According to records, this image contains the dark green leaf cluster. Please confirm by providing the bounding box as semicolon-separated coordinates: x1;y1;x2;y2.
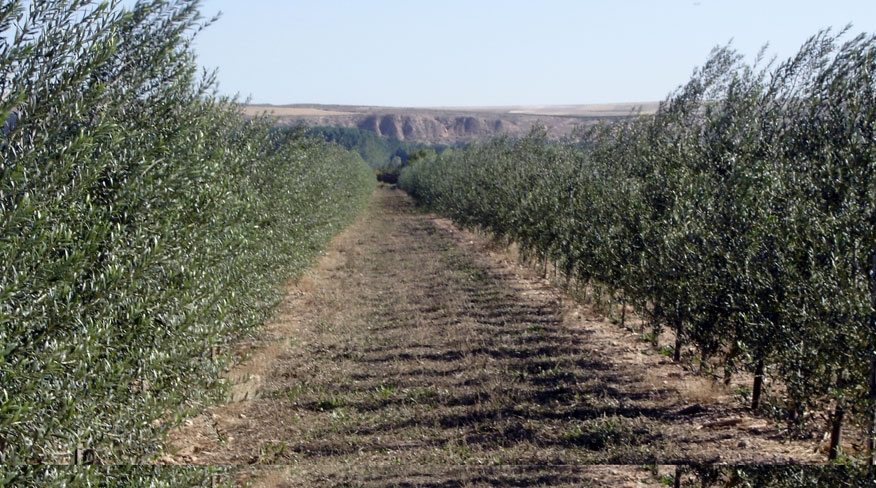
307;125;427;170
0;0;375;465
400;28;876;459
683;464;876;487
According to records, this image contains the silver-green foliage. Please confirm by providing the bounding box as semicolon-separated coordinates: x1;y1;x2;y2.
0;0;375;465
400;27;876;449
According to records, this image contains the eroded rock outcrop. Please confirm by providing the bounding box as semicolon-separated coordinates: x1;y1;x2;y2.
250;103;655;144
353;113;519;143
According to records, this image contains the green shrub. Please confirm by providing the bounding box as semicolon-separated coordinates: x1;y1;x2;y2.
0;0;374;465
400;28;876;464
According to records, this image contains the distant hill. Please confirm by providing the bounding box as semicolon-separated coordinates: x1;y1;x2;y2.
243;103;659;144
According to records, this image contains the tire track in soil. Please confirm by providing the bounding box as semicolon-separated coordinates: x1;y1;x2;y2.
167;187;823;486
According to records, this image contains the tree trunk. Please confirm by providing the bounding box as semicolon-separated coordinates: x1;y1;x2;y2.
673;320;683;362
672;296;684;362
651;302;663;347
869;352;876;465
787;401;800;427
751;358;765;410
869;250;876;464
829;404;845;461
828;366;851;462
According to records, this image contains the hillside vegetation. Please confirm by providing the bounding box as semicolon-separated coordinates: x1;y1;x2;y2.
401;28;876;465
306;125;439;183
0;0;374;478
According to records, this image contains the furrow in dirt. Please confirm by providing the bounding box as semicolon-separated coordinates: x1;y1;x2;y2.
166;187;823;486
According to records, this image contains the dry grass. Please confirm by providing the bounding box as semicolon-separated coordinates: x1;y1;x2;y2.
166;187;825;486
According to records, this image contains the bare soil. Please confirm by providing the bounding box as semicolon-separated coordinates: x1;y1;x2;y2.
165;187;824;486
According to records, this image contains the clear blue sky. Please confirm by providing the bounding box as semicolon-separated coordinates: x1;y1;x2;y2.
190;0;876;107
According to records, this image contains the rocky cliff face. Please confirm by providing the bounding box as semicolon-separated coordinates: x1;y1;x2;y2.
247;104;657;145
355;113;521;143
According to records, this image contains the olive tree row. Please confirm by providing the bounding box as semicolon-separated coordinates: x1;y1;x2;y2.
0;0;375;466
400;28;876;461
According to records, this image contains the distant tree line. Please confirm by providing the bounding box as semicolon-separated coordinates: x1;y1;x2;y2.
308;126;452;183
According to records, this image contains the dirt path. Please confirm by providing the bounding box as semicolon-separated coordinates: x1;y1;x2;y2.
167;188;823;486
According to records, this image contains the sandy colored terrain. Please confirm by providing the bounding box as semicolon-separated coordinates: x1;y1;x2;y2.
244;102;659;119
430;102;660;116
240;103;660;144
243;105;359;117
